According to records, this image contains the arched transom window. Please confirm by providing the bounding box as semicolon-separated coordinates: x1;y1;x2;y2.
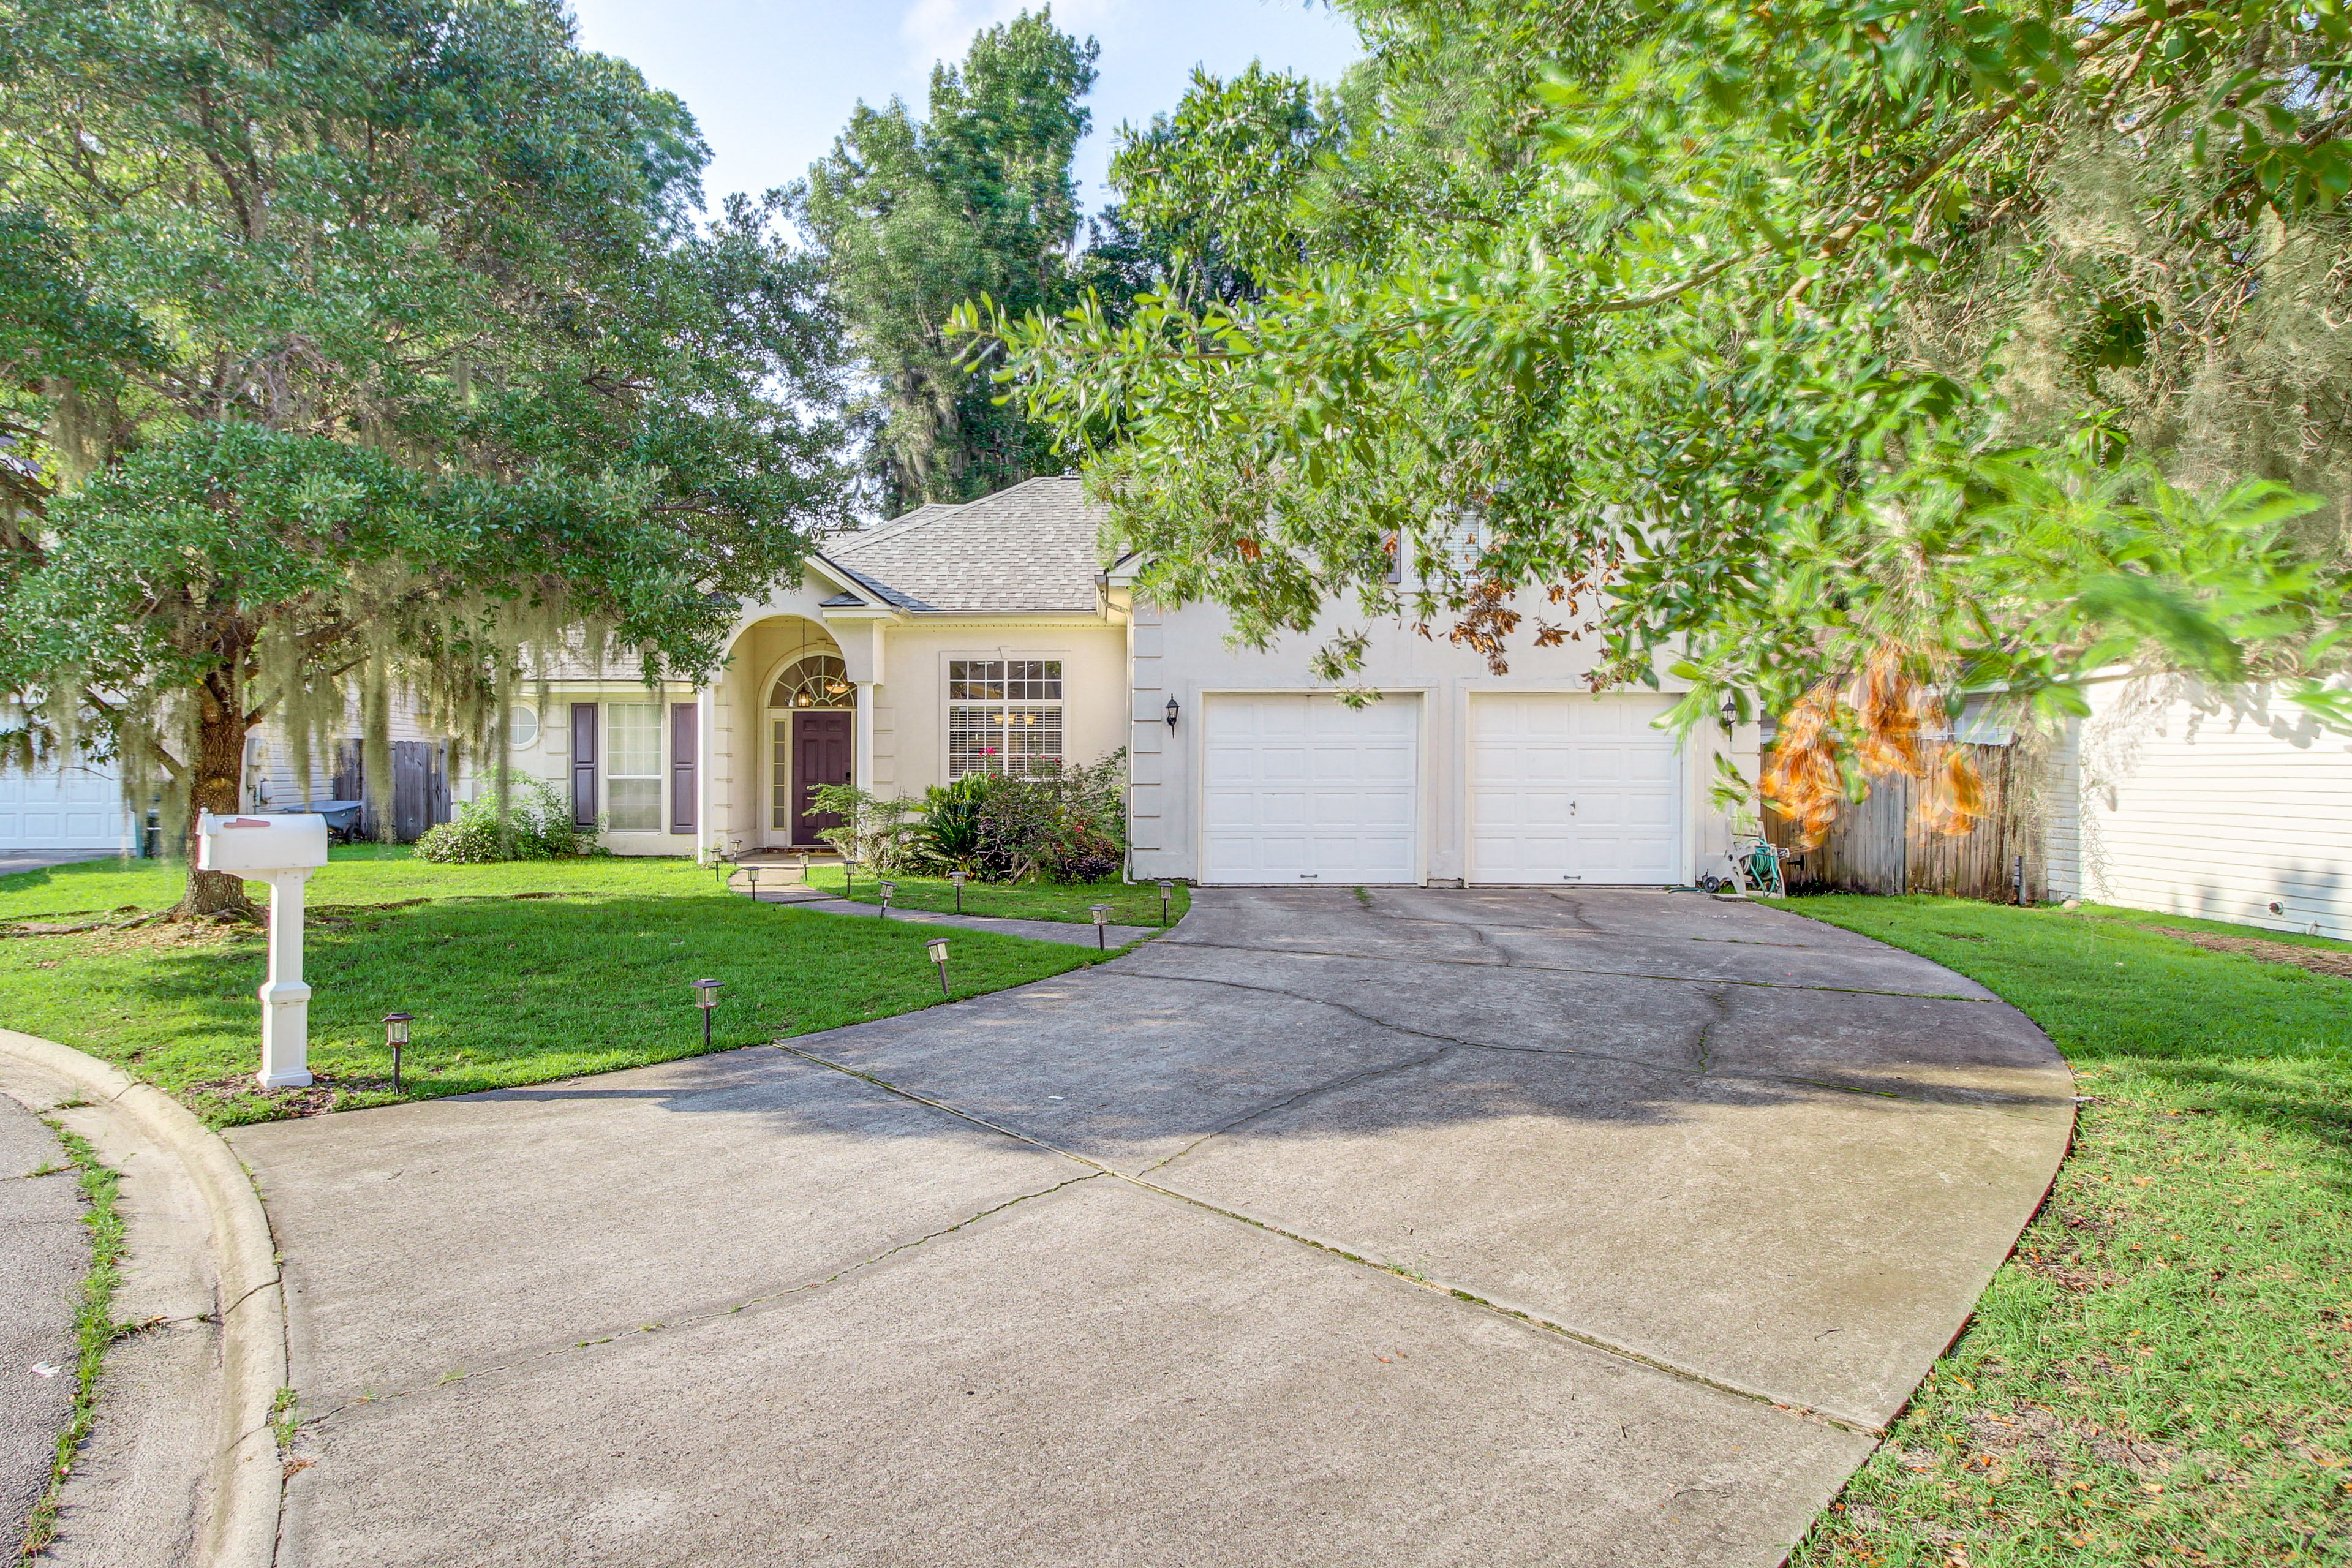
770;655;851;709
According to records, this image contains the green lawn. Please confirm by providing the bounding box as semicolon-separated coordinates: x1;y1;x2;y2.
797;865;1189;928
0;843;721;923
1787;895;2352;1567
0;850;1101;1128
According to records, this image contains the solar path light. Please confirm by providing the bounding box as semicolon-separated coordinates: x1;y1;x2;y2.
383;1012;413;1092
877;880;896;918
1157;879;1174;927
1090;902;1112;950
693;978;722;1049
927;937;951;997
745;863;763;903
949;869;967;913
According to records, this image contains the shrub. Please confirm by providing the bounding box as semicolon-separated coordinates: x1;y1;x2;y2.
413;778;601;862
913;774;991;875
816;753;1129;884
946;750;1128;884
807;785;915;871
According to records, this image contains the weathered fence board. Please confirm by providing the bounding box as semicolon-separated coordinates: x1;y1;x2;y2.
1766;742;2041;902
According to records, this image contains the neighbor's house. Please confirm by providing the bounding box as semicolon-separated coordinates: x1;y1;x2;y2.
496;477;1761;887
2043;674;2352;940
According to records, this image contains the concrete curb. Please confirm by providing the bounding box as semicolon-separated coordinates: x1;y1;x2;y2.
0;1030;282;1568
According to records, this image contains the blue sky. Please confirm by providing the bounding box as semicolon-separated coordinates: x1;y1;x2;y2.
567;1;1365;216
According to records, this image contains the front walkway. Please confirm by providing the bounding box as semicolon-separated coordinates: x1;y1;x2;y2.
230;888;2072;1567
742;888;1156;948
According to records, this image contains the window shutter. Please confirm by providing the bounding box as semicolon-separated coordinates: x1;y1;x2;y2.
670;702;698;835
571;704;598;827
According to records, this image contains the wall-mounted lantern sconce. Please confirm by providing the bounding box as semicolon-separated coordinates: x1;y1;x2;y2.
1719;690;1740;729
1165;695;1180;733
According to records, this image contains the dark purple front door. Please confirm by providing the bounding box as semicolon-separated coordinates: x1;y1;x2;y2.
794;712;852;844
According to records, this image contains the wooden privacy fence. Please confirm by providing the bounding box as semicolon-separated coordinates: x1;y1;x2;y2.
1765;741;2042;902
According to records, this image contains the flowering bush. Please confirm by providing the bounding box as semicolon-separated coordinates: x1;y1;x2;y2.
413;778;602;862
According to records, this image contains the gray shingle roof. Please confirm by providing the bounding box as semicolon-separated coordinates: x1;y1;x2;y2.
819;477;1106;614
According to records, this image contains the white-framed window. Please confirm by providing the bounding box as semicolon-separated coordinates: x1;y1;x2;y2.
606;702;662;831
948;659;1063;778
505;704;540;750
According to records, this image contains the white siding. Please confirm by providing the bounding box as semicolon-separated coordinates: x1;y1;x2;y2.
2063;676;2352;938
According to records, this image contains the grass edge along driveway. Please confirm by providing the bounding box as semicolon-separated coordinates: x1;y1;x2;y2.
1786;896;2351;1568
0;851;1113;1128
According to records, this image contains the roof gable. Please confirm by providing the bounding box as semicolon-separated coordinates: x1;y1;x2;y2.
820;477;1106;615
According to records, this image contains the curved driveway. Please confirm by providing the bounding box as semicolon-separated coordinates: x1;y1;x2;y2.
233;888;2073;1567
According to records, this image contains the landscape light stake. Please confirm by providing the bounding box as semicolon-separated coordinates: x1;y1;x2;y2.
693;978;722;1048
928;937;951;997
745;864;762;903
1090;903;1112;950
877;880;895;918
949;869;967;913
798;851;811;886
383;1012;413;1092
1157;879;1174;927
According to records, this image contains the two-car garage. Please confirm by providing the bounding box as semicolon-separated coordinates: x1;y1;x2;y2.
1197;690;1684;886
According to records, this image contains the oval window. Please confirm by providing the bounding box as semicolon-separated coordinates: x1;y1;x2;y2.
506;704;540;749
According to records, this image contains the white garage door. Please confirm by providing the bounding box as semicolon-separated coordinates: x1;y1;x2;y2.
1202;694;1419;884
1469;694;1681;884
0;763;134;851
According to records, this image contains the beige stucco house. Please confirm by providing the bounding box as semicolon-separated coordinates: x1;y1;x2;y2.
489;475;1762;886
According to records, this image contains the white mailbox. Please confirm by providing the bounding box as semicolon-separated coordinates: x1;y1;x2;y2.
197;812;330;1089
197;813;330;872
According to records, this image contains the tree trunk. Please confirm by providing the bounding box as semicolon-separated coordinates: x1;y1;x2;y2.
177;682;258;919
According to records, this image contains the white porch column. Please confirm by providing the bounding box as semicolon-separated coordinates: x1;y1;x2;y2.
854;682;874;793
696;680;717;860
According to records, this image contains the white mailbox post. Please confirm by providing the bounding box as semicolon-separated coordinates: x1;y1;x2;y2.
197;813;331;1088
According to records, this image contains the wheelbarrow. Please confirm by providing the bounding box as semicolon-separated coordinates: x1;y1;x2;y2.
287;800;365;844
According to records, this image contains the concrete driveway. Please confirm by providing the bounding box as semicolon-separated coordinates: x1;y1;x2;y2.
0;1094;81;1553
231;888;2072;1567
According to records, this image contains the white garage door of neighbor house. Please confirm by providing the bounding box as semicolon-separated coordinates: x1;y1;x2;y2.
1202;694;1419;884
1469;693;1681;884
0;762;134;851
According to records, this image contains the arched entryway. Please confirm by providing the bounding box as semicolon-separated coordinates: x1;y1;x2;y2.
764;648;854;848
